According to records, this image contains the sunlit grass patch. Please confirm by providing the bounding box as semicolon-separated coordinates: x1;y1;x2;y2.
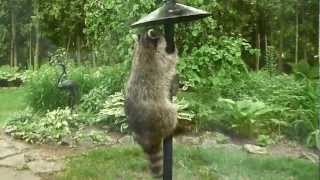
0;88;26;126
57;145;318;180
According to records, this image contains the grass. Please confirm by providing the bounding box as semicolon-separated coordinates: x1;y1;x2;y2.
0;88;26;126
56;145;318;180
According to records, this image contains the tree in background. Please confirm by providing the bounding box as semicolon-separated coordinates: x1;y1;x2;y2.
0;0;317;71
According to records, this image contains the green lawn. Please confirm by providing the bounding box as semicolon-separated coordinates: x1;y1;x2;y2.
56;145;318;180
0;88;26;126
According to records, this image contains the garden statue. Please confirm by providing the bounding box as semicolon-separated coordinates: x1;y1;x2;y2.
126;0;210;179
57;63;79;111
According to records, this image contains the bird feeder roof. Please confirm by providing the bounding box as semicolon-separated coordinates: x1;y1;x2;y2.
131;3;210;28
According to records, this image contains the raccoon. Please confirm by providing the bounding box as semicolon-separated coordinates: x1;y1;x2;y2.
125;29;178;178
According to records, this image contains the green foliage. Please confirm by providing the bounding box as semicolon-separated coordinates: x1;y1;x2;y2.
25;64;67;111
264;46;278;75
97;92;127;133
0;65;26;82
174;97;196;122
0;0;318;69
178;36;253;88
84;0;156;63
256;135;276;147
0;66;17;79
49;48;71;65
180;71;318;147
24;64;95;111
242;73;318;145
291;61;319;79
306;129;320;150
25;62;127;112
80;86;110;113
216;98;274;137
68;66;100;94
97;63;129;93
5;108;81;144
80;63;128;113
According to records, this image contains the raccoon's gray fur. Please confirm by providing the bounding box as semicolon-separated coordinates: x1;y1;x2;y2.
125;30;178;178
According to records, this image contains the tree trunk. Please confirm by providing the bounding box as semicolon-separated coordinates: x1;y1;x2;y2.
257;6;267;68
278;0;284;71
10;9;17;67
295;4;299;64
92;48;97;68
10;18;13;67
265;34;272;76
255;32;260;71
34;0;40;69
29;28;33;70
66;33;71;53
76;35;81;65
300;0;307;62
260;31;267;68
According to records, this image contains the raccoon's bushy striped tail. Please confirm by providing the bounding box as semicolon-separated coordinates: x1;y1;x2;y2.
146;144;163;178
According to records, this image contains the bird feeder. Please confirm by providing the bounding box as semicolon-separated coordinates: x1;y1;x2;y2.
131;0;210;179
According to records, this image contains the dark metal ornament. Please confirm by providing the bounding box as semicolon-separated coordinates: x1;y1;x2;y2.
131;0;210;28
57;64;79;112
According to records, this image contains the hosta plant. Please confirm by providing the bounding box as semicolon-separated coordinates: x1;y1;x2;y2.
216;98;275;137
6;108;81;144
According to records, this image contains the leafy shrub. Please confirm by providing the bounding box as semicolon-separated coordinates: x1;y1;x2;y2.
174;97;196;122
291;61;319;79
69;66;100;94
0;65;26;86
242;72;318;144
80;63;128;113
97;63;129;94
5;108;81;144
83;0;219;64
25;62;128;112
264;45;278;75
177;36;254;89
80;86;110;113
0;65;19;79
97;92;127;133
256;134;276;147
180;71;318;147
84;0;157;64
215;98;275;137
25;64;67;111
306;129;320;149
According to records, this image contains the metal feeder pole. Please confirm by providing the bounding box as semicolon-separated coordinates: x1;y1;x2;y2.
163;20;175;180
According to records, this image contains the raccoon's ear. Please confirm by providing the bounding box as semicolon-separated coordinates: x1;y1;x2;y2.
147;29;159;40
132;34;139;43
